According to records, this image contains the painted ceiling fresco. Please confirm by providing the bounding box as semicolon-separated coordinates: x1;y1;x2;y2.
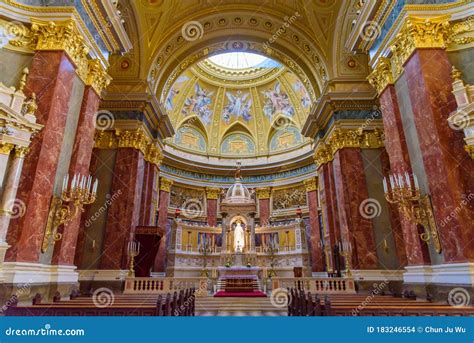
164;53;313;157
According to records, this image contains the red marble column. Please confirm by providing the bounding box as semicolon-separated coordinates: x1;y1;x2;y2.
6;51;77;262
379;85;430;266
52;86;100;266
139;162;158;226
207;199;218;226
404;49;474;263
306;186;324;272
99;148;145;270
319;163;340;247
154;178;172;273
332;148;378;269
256;188;271;225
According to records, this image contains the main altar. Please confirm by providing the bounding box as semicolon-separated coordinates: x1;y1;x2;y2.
166;164;311;295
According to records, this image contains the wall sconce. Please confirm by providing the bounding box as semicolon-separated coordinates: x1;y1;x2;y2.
42;173;98;253
383;172;442;253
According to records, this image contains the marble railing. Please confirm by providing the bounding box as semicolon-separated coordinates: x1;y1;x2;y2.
271;277;356;294
123;277;209;296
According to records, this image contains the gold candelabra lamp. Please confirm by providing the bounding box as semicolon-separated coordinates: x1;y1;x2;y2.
383;172;442;253
267;239;278;278
127;240;140;277
340;241;352;277
42;173;98;253
199;236;212;277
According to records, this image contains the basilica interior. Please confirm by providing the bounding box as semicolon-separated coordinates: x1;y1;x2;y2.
0;0;473;316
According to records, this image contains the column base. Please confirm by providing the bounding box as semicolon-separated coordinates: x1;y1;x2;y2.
0;262;79;304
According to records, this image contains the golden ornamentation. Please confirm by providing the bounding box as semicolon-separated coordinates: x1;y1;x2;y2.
272;186;306;210
94;129;163;167
14;146;29;158
314;128;384;166
367;57;393;95
86;59;112;95
384;179;442;253
303;177;318;192
42;177;97;253
18;68;29;92
160;177;173;192
206;187;221;200
30;19;90;82
0;143;14;155
448;15;474;47
22;93;38;117
390;16;450;79
256;187;271;199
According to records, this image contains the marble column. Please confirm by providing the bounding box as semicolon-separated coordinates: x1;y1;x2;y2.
304;177;324;272
0;147;28;267
6;51;77;263
256;187;271;225
52;86;100;266
0;144;14;189
205;187;219;227
332;148;378;269
379;85;430;266
100;148;145;270
154;177;173;273
404;49;474;262
139;162;158;226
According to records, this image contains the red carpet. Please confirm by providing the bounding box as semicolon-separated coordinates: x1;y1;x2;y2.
214;291;267;297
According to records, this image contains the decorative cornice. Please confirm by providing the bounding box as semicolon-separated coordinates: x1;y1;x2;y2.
160;177;173;192
390;15;450;79
205;187;221;200
303;177;318;192
314;128;384;166
367;57;393;95
94;129;163;167
256;187;271;199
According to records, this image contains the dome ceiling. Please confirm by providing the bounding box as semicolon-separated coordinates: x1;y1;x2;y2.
163;52;313;158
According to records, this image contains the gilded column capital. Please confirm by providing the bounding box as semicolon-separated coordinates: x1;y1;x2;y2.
303;177;318;192
367;57;394;95
144;145;163;167
0;143;14;155
30;19;90;81
390;15;450;78
206;187;221;200
256;187;271;199
159;177;173;192
116;129;149;153
86;59;112;96
14;146;29;158
314;128;385;166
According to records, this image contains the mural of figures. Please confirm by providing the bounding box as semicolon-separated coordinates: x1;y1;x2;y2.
165;75;189;111
222;90;252;123
182;83;214;125
262;81;295;120
293;79;311;109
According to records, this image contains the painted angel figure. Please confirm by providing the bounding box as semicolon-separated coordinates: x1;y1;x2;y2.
293;80;311;109
262;81;295;119
165;88;179;111
222;90;252;123
182;83;214;125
